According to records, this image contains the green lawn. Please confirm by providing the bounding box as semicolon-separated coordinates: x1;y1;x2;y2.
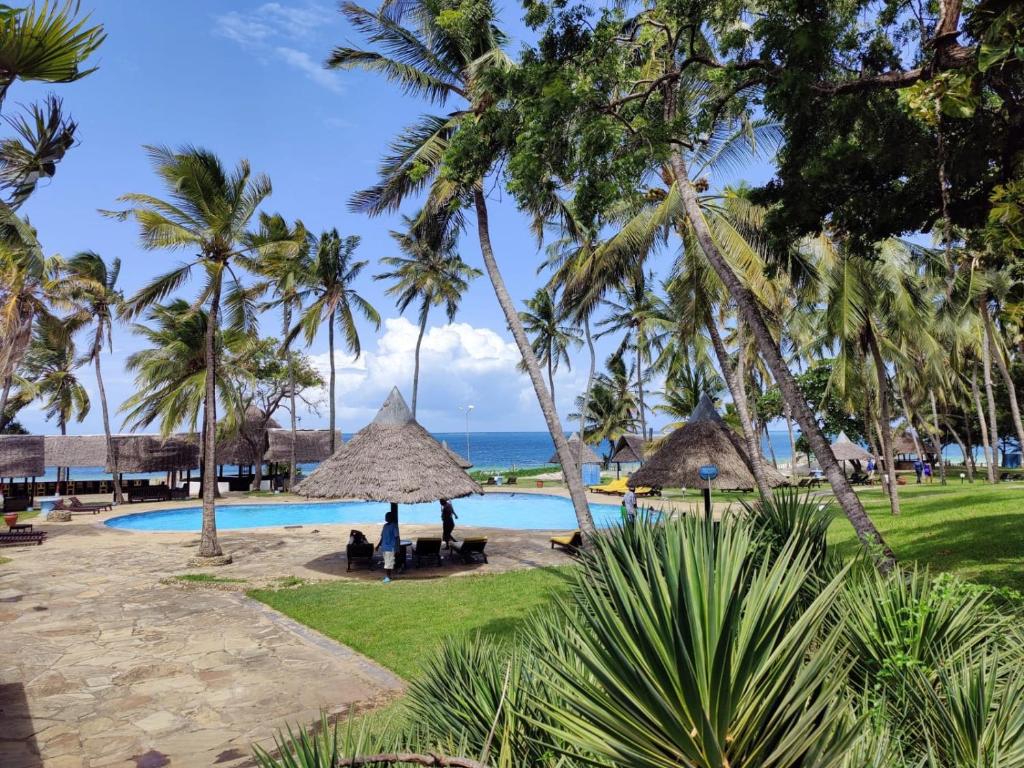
829;481;1024;592
249;566;572;679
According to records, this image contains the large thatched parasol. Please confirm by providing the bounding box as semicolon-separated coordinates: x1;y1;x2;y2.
441;440;472;469
830;432;871;462
295;387;482;503
630;393;788;491
547;433;601;465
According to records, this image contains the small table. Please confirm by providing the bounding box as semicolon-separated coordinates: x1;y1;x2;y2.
8;523;32;533
399;540;413;570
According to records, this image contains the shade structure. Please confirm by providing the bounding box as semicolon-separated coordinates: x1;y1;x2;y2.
106;435;199;473
0;435;44;477
215;406;282;465
548;433;601;465
441;441;472;469
891;432;937;457
265;429;341;463
630;394;788;491
609;434;649;464
43;435;110;468
295;387;482;503
830;432;871;462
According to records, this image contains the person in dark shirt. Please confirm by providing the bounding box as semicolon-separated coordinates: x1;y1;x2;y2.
440;498;457;545
378;507;400;583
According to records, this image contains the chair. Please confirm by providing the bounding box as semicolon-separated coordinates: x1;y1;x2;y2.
0;529;46;547
452;537;488;564
346;536;375;572
69;496;112;513
128;484;171;503
506;475;518;486
550;530;582;552
485;476;497;486
2;496;30;514
414;537;443;567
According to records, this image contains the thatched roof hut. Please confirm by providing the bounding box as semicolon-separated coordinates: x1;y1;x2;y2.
610;434;649;464
215;407;281;465
106;435;199;473
295;387;481;503
831;432;871;462
548;433;602;465
43;435;110;468
630;394;788;491
891;432;937;457
0;435;45;477
265;429;341;463
441;441;472;469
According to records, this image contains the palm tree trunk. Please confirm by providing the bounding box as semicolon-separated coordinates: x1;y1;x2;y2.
868;331;901;515
635;339;647;439
283;303;297;489
59;417;67;494
0;375;11;432
412;306;428;418
473;189;595;533
928;389;947;484
943;415;972;482
328;313;337;454
670;154;894;564
94;333;123;504
784;403;797;475
898;383;926;465
548;353;556;406
707;314;772;497
982;334;1001;471
983;305;1024;462
578;316;596;467
971;368;997;482
199;276;223;558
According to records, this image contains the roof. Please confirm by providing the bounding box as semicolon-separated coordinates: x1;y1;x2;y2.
630;394;788;491
441;441;472;469
106;434;200;473
547;433;602;465
891;432;937;456
216;407;282;465
265;429;341;463
830;432;871;462
0;435;45;477
295;387;482;503
610;434;649;464
43;435;110;468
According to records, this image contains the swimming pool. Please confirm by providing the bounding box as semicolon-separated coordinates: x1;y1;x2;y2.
104;493;623;532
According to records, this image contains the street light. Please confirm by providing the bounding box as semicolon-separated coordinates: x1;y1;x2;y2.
459;404;475;463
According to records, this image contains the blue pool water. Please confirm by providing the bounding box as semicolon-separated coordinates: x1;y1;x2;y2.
105;493;623;532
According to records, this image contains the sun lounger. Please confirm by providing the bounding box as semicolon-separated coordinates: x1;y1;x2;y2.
68;496;112;513
414;537;443;567
346;541;375;572
127;485;171;503
550;530;582;552
452;537;488;564
587;477;655;496
0;529;46;547
506;475;517;485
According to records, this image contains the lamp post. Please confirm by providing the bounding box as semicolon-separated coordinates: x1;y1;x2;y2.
459;404;475;463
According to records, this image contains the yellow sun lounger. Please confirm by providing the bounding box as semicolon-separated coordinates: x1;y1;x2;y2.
550;531;583;551
587;477;654;495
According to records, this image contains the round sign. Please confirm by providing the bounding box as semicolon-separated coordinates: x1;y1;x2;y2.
699;464;719;481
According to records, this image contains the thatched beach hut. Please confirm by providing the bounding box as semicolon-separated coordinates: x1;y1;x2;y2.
265;429;341;464
295;388;481;513
106;435;199;474
43;435;109;469
830;432;871;471
548;433;602;485
609;433;649;478
216;407;281;467
0;435;44;504
630;394;788;491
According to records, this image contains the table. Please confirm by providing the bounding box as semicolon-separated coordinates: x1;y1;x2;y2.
8;523;32;533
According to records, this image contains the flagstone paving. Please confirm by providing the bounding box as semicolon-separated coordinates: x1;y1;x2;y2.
0;493;601;767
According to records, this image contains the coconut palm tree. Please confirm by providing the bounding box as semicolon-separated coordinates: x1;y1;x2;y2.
375;212;481;417
61;251;125;502
569;351;638;451
108;145;287;560
328;0;598;532
292;230;380;453
519;287;581;404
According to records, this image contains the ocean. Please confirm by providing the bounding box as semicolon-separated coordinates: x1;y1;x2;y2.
34;430;805;481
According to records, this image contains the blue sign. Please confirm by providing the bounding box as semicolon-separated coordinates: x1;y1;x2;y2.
699;464;719;481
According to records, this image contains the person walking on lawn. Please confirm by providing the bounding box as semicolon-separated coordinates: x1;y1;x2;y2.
378;507;400;583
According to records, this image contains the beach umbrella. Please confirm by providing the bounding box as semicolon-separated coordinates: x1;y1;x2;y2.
294;387;481;518
630;393;788;491
441;440;472;469
547;433;602;466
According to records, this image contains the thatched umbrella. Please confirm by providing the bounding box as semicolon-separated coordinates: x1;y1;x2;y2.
830;432;871;478
630;393;788;491
547;433;602;466
295;388;481;519
441;440;472;469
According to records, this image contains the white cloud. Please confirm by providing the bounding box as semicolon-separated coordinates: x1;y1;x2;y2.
275;47;345;93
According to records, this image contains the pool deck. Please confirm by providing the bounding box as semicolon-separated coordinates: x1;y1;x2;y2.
0;487;703;767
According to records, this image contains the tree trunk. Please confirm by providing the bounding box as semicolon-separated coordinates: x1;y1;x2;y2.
971;368;997;483
982;333;1001;473
328;314;337;454
898;382;926;467
199;274;223;558
670;155;894;564
707;313;772;497
253;441;263;492
94;332;123;504
983;305;1024;463
578;316;596;468
784;404;798;475
473;189;594;533
928;389;947;484
635;337;647;439
412;306;428;418
59;417;67;494
548;350;556;406
0;375;12;432
944;415;972;482
868;331;901;515
283;303;297;489
764;423;779;468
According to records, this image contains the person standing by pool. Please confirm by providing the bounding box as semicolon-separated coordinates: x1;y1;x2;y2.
440;498;457;546
623;485;638;524
378;508;400;583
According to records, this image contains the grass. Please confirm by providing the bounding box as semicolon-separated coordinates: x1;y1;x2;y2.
0;556;9;565
173;573;247;584
249;566;572;679
469;465;560;482
828;481;1024;592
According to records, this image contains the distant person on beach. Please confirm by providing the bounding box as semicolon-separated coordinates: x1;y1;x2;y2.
378;508;400;584
440;498;457;544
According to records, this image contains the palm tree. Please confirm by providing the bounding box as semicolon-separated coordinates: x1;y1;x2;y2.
108;145;286;561
375;212;481;417
61;251;124;502
328;0;598;532
569;352;638;451
519;287;581;404
293;230;380;453
16;314;89;489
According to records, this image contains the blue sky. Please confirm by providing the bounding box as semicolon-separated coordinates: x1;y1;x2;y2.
14;1;775;436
